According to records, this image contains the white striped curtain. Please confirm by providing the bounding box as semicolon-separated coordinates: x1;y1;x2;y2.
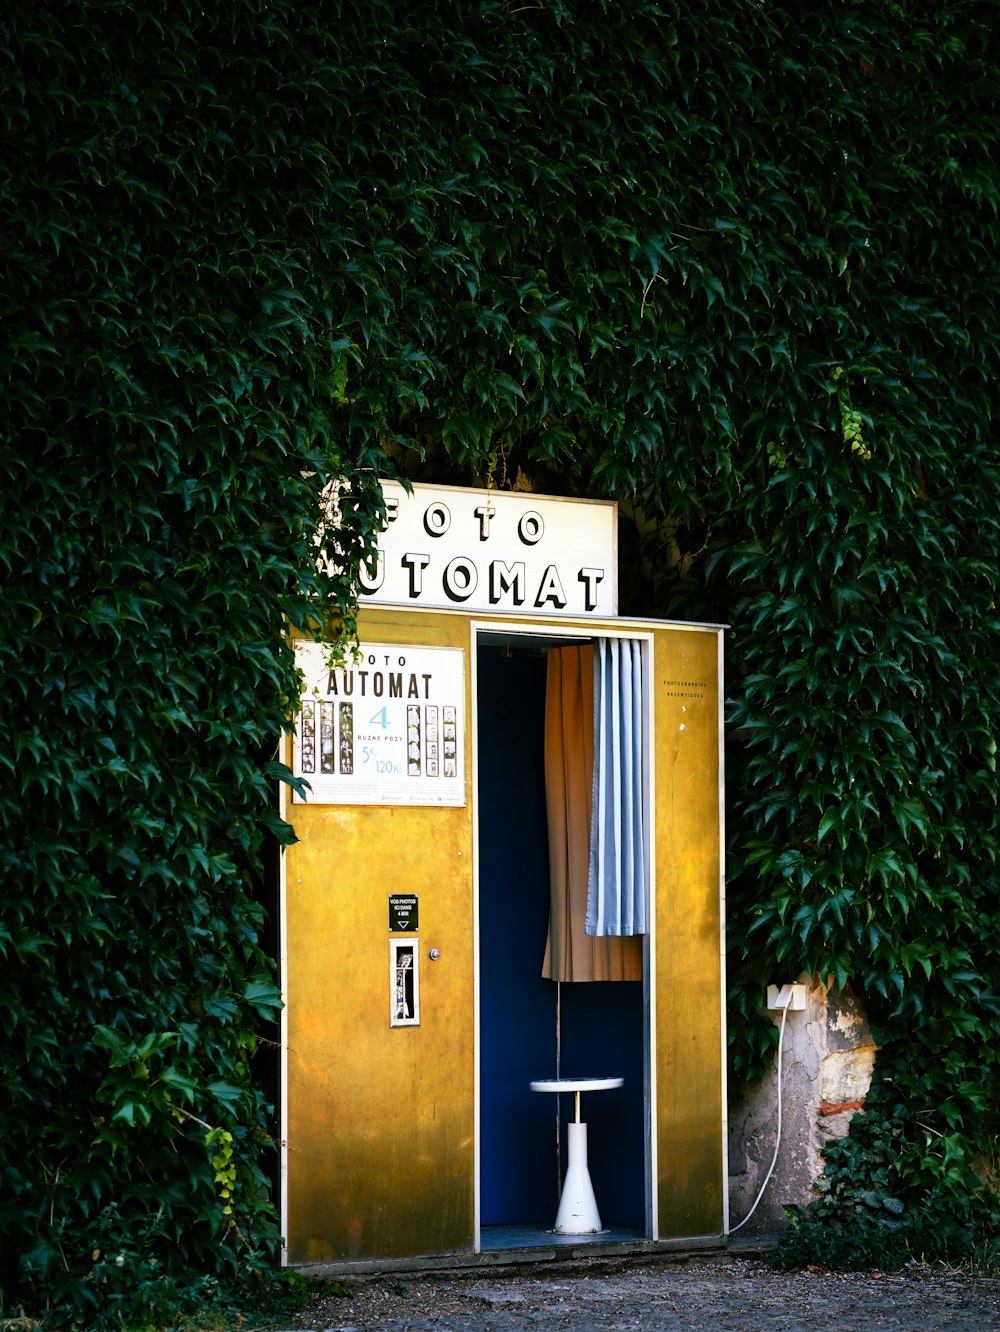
585;638;648;937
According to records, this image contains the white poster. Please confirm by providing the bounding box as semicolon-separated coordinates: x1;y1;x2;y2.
292;641;466;806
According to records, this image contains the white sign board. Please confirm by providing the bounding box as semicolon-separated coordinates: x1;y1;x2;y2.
357;481;617;617
292;641;466;806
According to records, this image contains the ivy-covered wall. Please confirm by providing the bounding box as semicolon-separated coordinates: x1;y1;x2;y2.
0;1;384;1321
2;0;997;1317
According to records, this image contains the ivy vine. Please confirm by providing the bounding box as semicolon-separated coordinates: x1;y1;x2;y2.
2;0;998;1316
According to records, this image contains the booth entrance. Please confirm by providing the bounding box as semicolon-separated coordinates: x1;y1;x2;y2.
475;628;649;1245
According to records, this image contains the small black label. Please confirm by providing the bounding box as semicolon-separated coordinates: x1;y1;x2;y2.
389;894;418;932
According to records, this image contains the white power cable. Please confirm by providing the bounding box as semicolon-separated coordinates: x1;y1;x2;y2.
730;1002;789;1233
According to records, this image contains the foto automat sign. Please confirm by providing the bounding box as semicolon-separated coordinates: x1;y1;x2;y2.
292;641;466;807
357;481;617;617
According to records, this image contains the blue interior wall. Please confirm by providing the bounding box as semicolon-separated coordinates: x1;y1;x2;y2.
477;645;645;1229
558;980;644;1227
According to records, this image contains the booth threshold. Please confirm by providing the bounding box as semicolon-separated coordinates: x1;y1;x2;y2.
291;1233;743;1281
481;1224;643;1251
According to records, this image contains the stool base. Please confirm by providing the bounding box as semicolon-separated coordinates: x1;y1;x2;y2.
553;1121;604;1234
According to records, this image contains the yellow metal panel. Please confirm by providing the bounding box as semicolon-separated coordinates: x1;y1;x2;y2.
652;625;724;1237
284;610;475;1262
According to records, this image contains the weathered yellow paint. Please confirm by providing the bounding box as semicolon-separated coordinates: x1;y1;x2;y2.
283;607;724;1262
650;625;724;1238
284;610;475;1263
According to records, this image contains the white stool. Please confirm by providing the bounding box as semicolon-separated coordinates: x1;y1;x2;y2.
529;1076;624;1234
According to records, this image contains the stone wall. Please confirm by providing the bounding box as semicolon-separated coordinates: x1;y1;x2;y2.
728;975;878;1236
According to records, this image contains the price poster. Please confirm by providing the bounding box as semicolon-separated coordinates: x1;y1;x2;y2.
292;641;466;807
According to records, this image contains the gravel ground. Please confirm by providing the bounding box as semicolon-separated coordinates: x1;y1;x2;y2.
280;1255;1000;1331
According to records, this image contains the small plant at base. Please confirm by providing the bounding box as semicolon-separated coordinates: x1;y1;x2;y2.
773;1080;1000;1272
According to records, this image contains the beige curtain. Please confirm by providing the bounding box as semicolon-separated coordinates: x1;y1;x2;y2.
541;646;643;982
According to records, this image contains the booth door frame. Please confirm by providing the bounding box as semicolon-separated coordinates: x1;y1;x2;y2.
471;619;658;1251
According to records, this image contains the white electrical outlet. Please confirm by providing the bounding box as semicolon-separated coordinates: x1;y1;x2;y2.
767;983;807;1011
